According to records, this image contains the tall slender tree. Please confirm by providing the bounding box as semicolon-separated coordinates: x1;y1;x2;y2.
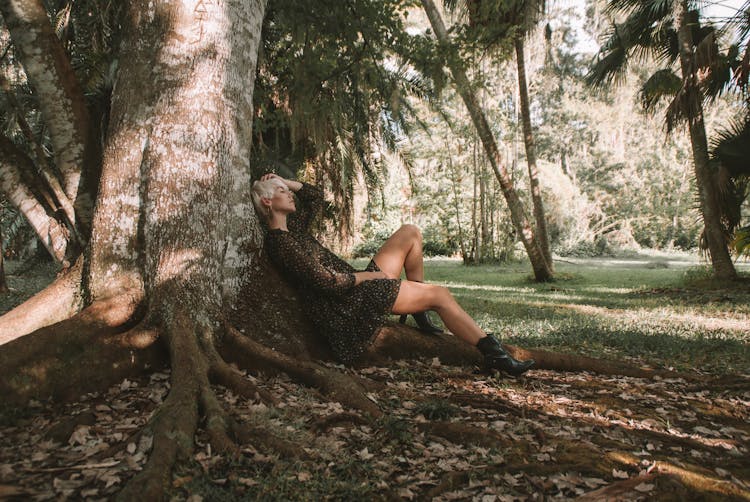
587;0;737;280
420;0;553;280
447;0;554;269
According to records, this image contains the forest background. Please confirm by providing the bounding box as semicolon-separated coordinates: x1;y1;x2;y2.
1;0;748;269
264;0;749;269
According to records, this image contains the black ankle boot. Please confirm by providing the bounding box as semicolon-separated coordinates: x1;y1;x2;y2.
399;312;443;334
476;334;534;376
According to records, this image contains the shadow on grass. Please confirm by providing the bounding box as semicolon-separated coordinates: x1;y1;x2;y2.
445;293;749;374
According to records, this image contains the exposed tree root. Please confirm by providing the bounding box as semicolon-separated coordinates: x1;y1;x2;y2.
230;423;307;459
448;392;538;419
504;344;696;380
366;324;481;366
222;326;382;417
117;307;339;499
425;470;472;499
207;351;277;405
369;323;697;380
0;257;83;345
0;294;161;405
576;473;659;501
310;412;369;432
200;384;240;457
607;451;750;499
109;321;160;349
117;310;203;502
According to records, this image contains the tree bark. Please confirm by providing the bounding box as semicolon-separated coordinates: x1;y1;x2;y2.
0;136;69;263
515;35;553;271
87;0;265;304
0;224;7;294
0;257;83;345
674;0;737;280
447;153;468;261
0;0;94;233
420;0;553;281
0;70;80;237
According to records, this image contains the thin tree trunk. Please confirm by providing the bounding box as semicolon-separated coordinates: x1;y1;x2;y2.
0;76;80;244
515;35;553;270
0;0;94;234
420;0;553;281
0;136;69;263
447;154;468;261
472;139;480;263
0;224;7;294
480;160;488;260
674;0;737;280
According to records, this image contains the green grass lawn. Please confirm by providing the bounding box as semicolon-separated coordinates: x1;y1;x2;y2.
354;256;750;375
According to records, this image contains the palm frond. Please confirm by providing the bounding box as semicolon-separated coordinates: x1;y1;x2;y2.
639;68;682;112
733;224;750;257
605;0;672;19
587;6;674;88
710;114;750;178
664;81;693;133
735;41;750;91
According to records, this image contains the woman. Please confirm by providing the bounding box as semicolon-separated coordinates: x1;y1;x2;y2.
251;173;534;376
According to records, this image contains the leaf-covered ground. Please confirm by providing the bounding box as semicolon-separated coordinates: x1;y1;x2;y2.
1;361;748;500
1;254;749;500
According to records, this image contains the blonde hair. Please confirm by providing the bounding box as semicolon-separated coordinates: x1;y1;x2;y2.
251;177;286;221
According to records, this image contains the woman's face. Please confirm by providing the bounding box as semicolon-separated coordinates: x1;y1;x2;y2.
267;184;296;214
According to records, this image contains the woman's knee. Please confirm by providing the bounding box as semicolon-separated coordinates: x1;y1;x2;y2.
428;284;452;309
399;224;422;243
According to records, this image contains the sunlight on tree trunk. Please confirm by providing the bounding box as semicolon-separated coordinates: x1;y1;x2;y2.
515;35;553;271
0;136;69;264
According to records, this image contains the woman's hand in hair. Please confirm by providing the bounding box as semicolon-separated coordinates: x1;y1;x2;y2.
260;173;302;192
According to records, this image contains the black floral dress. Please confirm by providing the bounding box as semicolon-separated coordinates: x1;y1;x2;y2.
265;183;401;363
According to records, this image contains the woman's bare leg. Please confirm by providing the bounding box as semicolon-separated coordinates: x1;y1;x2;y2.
391;281;484;346
372;224;424;281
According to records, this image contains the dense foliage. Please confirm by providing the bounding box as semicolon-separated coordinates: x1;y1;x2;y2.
1;0;748;264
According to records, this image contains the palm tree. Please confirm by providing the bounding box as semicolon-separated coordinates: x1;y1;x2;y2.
707;2;750;259
587;0;738;280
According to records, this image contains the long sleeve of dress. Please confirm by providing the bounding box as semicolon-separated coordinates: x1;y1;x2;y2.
288;183;323;234
268;233;355;296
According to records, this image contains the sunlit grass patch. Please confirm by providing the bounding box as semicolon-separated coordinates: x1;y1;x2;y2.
404;257;750;375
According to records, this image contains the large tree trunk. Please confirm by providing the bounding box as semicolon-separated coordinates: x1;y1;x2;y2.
420;0;553;281
515;35;553;271
674;0;737;280
87;0;264;304
0;0;95;233
0;136;69;263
